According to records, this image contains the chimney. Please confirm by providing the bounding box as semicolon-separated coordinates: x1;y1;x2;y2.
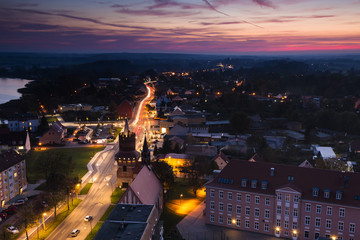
270;168;275;176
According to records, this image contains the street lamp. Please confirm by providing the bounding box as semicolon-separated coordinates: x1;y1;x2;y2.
42;213;47;230
180;194;183;205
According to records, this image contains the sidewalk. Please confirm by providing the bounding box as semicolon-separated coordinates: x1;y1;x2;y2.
177;202;280;240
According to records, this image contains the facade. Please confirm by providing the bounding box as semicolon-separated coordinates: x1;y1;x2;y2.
212;151;230;170
39;121;67;145
205;160;360;240
116;100;133;119
0;150;27;208
115;119;140;188
0;129;30;152
8;114;39;132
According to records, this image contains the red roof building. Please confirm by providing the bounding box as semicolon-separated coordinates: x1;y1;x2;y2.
205;160;360;240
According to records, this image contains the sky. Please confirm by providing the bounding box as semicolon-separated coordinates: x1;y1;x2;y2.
0;0;360;54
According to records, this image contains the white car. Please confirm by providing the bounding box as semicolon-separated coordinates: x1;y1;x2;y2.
84;215;93;221
71;229;80;237
7;226;19;234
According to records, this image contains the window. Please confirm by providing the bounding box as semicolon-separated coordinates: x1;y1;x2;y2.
261;180;268;190
294;195;299;203
227;204;232;213
284;220;289;229
265;209;270;219
326;219;331;229
210;214;214;222
285;207;290;216
336;191;342;200
327;206;332;215
228;192;232;200
292;222;297;230
306;203;311;212
349;223;355;233
236;205;241;214
315;218;321;227
315;233;320;239
241;179;247;187
219;203;224;211
210;189;215;197
245;220;250;228
276;219;281;227
245;207;250;216
237;193;241;201
254;222;259;230
305;216;310;225
324;189;330;198
293;208;298;217
264;223;269;232
339;208;345;217
338;221;344;231
254;208;259;217
285;194;290;202
123;165;127;172
246;194;251;203
277;193;282;201
219;191;224;199
236;219;241;227
251;180;257;188
227;217;232;225
276;206;281;215
316;205;321;214
219;216;223;224
304;231;309;239
265;198;270;206
255;196;260;204
210;201;214;210
312;187;319;197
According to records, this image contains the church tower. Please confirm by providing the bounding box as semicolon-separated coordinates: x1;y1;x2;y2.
141;134;151;166
115;119;140;188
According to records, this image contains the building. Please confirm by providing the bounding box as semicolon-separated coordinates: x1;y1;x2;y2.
0;150;27;208
160;153;192;177
312;146;337;160
212;151;230;170
0;129;30;152
115;119;140;188
119;166;163;218
205;160;360;240
7;114;39;132
39;121;67;145
58;103;92;112
116;100;134;119
94;204;161;240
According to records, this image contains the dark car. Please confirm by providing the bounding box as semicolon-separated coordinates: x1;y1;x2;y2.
4;205;17;214
0;212;8;219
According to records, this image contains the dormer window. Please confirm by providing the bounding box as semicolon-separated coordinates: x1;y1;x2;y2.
261;180;268;190
251;180;258;189
241;179;247;187
312;187;319;197
324;189;330;199
336;191;342;200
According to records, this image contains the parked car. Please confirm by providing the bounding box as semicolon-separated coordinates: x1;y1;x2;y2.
0;212;8;219
4;205;17;214
71;229;80;237
13;199;25;205
84;215;93;221
42;201;48;208
7;226;19;234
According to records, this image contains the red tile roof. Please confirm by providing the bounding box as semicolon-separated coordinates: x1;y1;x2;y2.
205;160;360;208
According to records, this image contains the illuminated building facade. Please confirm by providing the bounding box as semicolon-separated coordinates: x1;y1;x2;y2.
205;160;360;240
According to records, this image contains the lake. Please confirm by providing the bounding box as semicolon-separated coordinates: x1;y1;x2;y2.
0;78;32;104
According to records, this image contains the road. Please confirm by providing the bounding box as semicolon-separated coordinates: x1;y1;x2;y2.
43;84;154;240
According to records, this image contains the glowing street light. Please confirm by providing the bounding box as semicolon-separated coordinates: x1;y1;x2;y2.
275;227;280;232
180;194;183;205
42;213;47;230
232;219;236;224
331;237;336;240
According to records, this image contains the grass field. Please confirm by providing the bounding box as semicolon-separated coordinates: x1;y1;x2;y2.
26;146;105;183
110;187;125;204
80;183;93;195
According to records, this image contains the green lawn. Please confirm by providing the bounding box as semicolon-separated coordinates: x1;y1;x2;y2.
34;199;82;240
84;222;103;240
26;146;105;183
80;183;93;195
110;187;125;204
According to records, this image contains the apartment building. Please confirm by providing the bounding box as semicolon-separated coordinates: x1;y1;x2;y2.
0;150;27;208
205;160;360;240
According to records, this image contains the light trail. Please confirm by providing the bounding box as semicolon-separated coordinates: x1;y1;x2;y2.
131;84;151;127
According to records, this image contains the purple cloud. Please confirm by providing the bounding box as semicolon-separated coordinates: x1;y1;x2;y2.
252;0;276;8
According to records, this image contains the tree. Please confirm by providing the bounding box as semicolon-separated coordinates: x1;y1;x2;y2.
152;161;174;190
16;204;37;240
153;144;159;156
47;191;64;218
246;134;268;154
230;112;251;133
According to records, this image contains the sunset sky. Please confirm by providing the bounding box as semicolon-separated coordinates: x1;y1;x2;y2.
1;0;360;54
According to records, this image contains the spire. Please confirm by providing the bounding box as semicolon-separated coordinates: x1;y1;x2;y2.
124;119;130;137
142;134;149;153
141;133;150;166
25;131;31;153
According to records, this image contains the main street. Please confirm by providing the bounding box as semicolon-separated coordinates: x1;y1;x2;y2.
43;84;154;240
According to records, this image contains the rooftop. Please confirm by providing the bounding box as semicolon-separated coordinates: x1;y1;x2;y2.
0;150;24;172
